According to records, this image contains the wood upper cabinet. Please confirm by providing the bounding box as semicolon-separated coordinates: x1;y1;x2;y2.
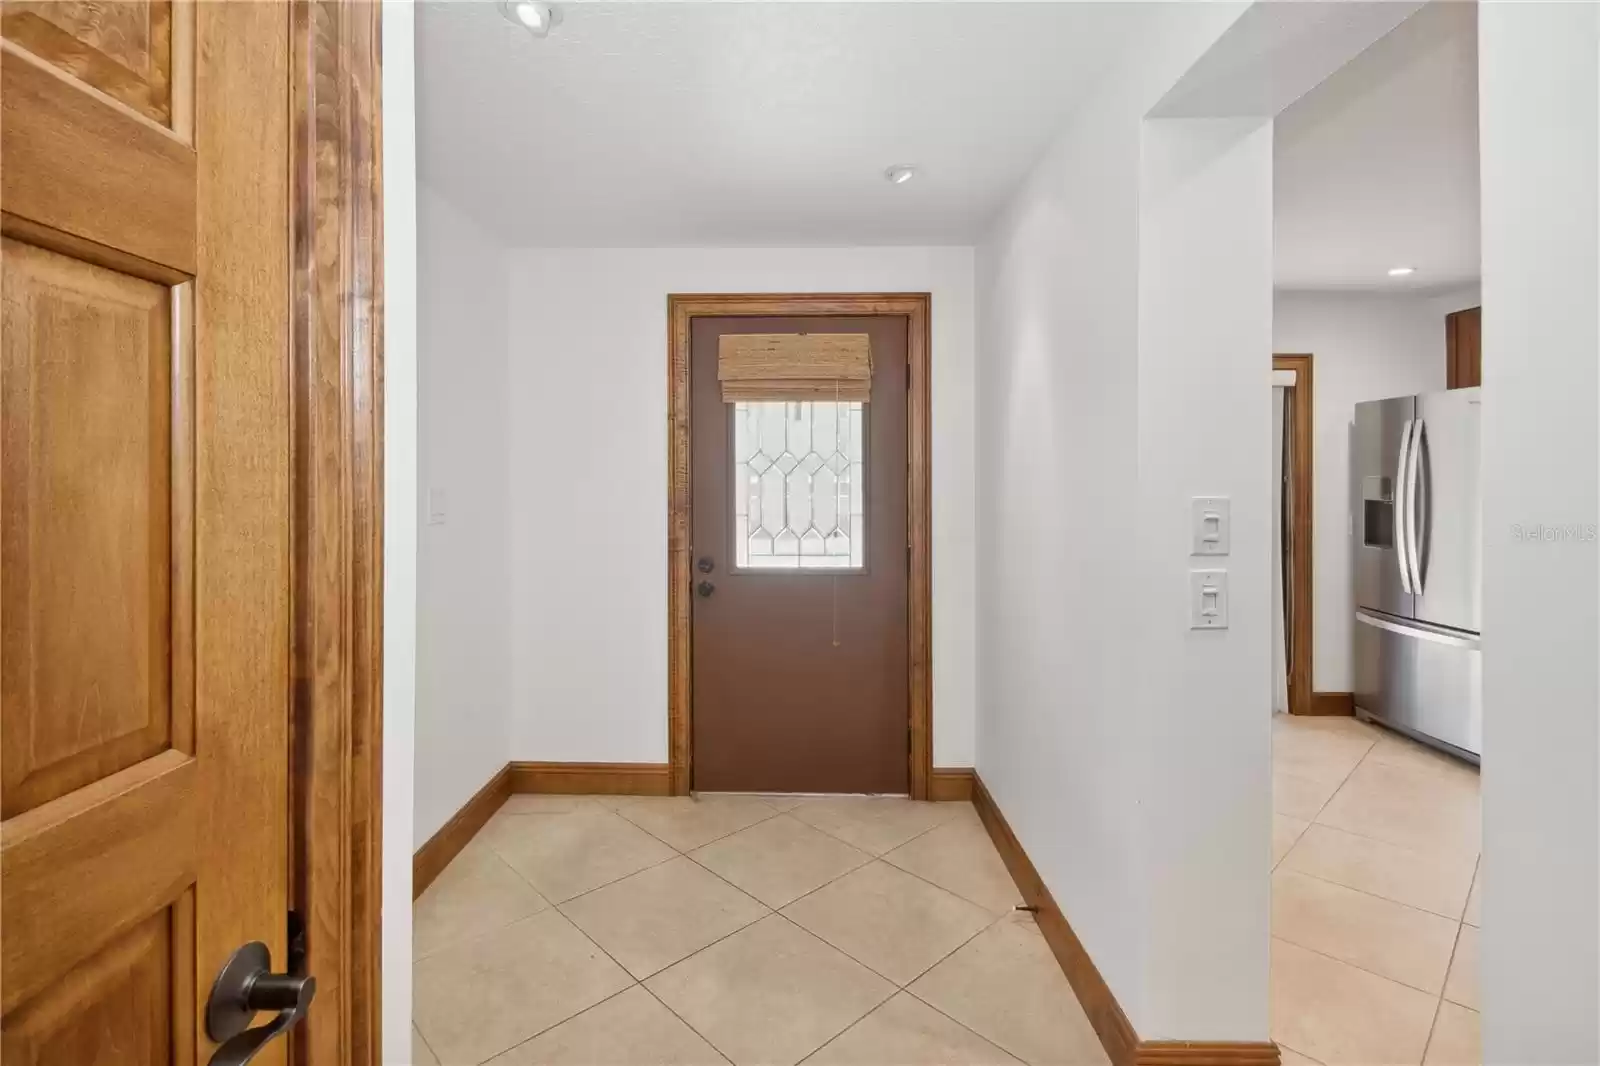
1446;306;1482;389
1;3;292;1064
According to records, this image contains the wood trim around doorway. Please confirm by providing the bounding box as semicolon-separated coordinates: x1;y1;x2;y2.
288;2;385;1062
667;293;933;799
1274;355;1314;718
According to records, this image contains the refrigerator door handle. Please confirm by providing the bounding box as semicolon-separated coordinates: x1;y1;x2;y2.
1356;609;1480;650
1395;419;1415;594
1406;419;1428;595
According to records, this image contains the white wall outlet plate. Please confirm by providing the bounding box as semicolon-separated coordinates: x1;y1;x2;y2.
1191;496;1230;555
1190;568;1228;629
427;487;448;526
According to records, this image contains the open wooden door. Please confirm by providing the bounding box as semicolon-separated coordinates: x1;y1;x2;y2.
1;2;297;1063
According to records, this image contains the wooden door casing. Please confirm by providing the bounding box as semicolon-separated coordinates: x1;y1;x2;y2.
0;3;291;1064
287;3;387;1060
1446;306;1482;389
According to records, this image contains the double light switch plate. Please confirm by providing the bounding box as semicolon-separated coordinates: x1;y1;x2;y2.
1190;496;1229;629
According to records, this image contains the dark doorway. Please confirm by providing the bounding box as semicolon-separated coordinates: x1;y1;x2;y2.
688;314;911;794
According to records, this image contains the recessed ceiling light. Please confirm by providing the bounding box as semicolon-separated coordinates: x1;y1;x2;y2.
884;165;918;185
500;0;561;37
1387;266;1417;277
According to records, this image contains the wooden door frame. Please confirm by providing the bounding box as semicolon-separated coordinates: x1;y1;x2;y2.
287;2;384;1062
667;293;933;799
1274;354;1314;717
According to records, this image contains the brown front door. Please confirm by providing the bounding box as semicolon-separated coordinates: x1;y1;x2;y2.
2;4;292;1064
691;315;910;794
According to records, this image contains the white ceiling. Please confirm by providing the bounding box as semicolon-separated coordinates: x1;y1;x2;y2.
416;1;1151;247
1273;1;1480;293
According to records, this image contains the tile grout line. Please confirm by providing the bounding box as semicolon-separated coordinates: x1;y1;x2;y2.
781;880;1013;992
878;854;1023;919
420;902;648;1064
567;879;775;984
894;910;1090;1064
1271;817;1308;874
1281;814;1482;865
794;908;1029;1066
412;847;552;964
1439;915;1474;1011
1274;861;1475;924
1460;852;1482;925
1419;917;1473;1066
1288;812;1479;864
679;820;873;910
1305;734;1379;821
411;1020;442;1066
486;892;767;1065
901;984;1036;1066
740;806;980;915
764;912;902;1057
1417;990;1446;1066
786;798;968;857
1275;1038;1326;1066
491;803;686;905
466;981;642;1065
1269;933;1452;1001
634;982;738;1066
610;794;790;854
632;909;894;1066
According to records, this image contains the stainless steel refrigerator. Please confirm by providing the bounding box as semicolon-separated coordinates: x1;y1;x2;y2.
1351;388;1482;761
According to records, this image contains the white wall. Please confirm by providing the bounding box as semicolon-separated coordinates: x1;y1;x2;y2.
974;2;1268;1039
505;247;977;769
380;0;417;1058
1135;116;1274;1037
1480;2;1600;1059
974;0;1450;1040
1271;291;1451;691
414;184;513;845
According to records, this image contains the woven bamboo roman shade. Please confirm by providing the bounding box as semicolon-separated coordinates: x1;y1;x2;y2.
717;333;873;403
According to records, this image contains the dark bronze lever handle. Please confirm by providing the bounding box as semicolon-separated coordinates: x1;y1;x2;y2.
206;942;316;1066
697;580;715;598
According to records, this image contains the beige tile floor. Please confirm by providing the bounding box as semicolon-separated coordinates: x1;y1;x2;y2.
1272;713;1482;1066
411;794;1108;1066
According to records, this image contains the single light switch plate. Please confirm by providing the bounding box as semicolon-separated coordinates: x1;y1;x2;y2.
1191;496;1230;555
427;487;448;526
1190;569;1228;629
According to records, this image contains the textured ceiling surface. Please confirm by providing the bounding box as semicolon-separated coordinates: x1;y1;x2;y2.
417;1;1152;246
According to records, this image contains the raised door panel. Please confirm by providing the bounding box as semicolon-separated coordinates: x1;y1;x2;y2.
1;901;193;1066
0;41;196;275
0;239;189;820
0;0;179;128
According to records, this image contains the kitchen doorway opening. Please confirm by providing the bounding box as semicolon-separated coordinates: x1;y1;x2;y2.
1274;353;1315;717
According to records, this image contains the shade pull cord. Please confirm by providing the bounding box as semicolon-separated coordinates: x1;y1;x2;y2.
832;375;842;648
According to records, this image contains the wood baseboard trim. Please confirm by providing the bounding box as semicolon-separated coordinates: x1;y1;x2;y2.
413;765;512;899
970;772;1141;1063
510;761;672;796
1305;691;1355;717
970;772;1279;1066
929;767;975;801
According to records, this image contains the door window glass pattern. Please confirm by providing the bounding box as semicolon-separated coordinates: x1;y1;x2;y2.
733;400;865;569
